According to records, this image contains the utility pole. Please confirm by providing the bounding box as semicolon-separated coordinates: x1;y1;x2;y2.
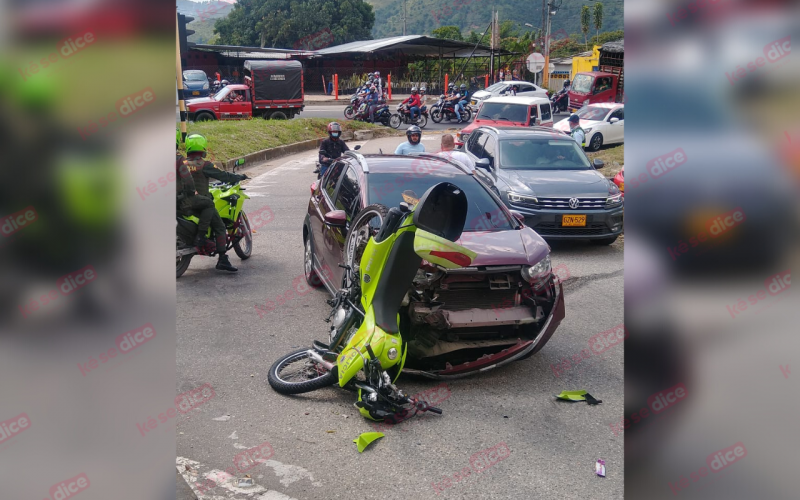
489;10;496;84
403;0;406;36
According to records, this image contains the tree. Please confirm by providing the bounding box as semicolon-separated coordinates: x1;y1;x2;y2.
580;5;591;50
593;2;604;41
214;0;374;49
431;26;463;41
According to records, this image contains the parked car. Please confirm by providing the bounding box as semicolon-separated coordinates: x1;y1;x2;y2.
613;166;624;197
187;60;305;121
183;69;211;98
469;80;548;111
457;96;553;147
463;126;624;244
553;103;624;151
303;152;565;378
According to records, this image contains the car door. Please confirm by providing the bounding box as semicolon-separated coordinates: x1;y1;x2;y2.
606;107;624;143
312;161;346;287
538;102;553;126
326;165;362;286
517;84;536;97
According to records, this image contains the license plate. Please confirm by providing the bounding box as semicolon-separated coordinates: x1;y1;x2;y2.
192;91;200;95
562;215;586;227
470;100;476;105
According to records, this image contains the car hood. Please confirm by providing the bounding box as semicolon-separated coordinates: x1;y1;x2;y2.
186;97;216;108
456;227;549;267
553;118;600;132
462;119;525;134
471;90;492;100
503;169;610;197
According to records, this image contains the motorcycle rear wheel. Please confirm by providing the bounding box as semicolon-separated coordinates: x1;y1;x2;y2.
417;114;428;129
268;349;338;395
431;108;443;123
176;236;193;278
389;113;402;129
233;211;252;260
344;106;355;120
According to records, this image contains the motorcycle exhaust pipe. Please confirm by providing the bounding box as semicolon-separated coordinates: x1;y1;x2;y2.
307;350;336;371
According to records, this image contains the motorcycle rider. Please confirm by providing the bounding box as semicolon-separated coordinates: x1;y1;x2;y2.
454;83;469;124
401;87;422;121
318;122;349;176
366;86;381;123
394;125;426;155
567;113;586;148
444;83;462;121
373;71;384;97
184;133;248;272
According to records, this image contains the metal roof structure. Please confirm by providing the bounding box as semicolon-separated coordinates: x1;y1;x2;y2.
310;35;510;58
600;40;624;53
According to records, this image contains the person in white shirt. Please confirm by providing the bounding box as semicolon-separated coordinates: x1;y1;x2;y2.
436;134;475;170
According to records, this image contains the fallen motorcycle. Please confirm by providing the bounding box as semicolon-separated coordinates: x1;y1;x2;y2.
176;181;252;278
268;183;475;422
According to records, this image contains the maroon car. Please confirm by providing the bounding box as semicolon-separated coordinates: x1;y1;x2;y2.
302;152;565;378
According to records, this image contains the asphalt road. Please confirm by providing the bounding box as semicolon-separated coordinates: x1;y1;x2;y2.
176;133;623;499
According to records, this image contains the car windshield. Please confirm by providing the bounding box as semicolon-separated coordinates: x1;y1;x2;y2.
500;139;592;170
477;103;528;123
184;71;206;82
213;87;232;101
572;74;593;93
486;82;508;92
576;106;611;121
366;170;515;232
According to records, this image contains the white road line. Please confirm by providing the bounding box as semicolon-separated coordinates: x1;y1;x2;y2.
177;456;304;500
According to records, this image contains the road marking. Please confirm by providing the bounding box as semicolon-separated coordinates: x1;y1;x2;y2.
177;456;304;500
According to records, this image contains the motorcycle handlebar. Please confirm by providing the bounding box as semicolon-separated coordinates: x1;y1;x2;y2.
426;406;443;414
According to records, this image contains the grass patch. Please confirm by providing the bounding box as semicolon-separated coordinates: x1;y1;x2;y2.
587;144;624;179
178;118;392;163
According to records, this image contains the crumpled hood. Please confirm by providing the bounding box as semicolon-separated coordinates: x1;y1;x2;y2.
504;169;609;198
456;228;549;267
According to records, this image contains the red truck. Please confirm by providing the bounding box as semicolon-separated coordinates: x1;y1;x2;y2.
568;40;624;112
186;60;304;121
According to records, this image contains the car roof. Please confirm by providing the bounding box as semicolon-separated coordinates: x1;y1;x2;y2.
484;96;550;105
344;152;475;176
583;102;623;109
474;126;572;140
498;80;536;86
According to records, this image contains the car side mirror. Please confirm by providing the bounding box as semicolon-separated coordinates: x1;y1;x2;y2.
593;159;605;169
475;158;491;170
323;210;347;226
354;145;361;150
609;117;620;124
509;210;526;224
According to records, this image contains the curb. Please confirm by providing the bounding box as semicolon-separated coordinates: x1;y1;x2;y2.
220;128;403;172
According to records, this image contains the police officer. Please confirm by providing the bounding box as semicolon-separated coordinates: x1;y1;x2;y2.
176;129;196;215
184;134;248;272
567;113;586;148
317;122;349;176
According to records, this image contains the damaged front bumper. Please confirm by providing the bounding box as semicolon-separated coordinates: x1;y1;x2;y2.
403;277;566;379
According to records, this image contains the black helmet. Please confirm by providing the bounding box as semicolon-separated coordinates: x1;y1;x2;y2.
406;125;421;145
327;122;342;140
460;84;467;90
568;113;580;123
563;79;571;88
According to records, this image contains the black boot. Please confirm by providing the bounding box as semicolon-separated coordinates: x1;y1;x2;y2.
216;254;238;272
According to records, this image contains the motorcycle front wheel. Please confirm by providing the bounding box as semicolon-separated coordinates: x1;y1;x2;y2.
233;211;252;260
268;349;338;395
389;113;402;129
344;106;355;120
431;108;443;123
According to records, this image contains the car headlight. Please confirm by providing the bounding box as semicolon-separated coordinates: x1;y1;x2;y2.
203;82;209;89
508;191;538;204
521;255;551;287
606;193;623;207
584;127;593;133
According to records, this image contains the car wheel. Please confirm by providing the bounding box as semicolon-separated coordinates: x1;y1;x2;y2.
304;236;323;287
588;133;603;152
270;111;288;120
591;236;619;245
195;112;214;122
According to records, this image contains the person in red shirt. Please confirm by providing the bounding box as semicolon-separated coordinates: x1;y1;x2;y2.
402;87;422;121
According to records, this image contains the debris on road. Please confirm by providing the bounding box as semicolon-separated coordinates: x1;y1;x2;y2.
555;390;603;405
354;432;384;453
596;459;606;477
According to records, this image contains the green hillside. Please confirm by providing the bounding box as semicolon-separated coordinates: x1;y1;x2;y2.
369;0;622;40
